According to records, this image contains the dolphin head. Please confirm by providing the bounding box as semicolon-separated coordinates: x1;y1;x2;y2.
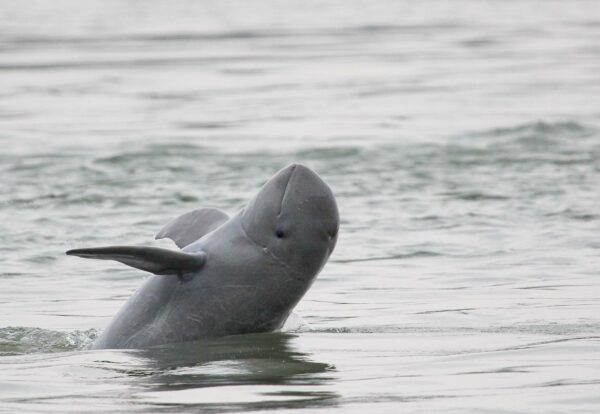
241;163;339;279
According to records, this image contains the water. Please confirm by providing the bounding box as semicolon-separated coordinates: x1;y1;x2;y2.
1;0;600;412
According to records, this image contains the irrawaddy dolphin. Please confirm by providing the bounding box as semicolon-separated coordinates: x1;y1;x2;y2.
67;164;339;349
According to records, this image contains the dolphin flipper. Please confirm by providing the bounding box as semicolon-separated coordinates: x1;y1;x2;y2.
156;207;230;248
66;246;206;276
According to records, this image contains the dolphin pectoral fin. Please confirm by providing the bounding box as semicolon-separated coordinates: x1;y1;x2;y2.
66;246;206;276
155;207;230;248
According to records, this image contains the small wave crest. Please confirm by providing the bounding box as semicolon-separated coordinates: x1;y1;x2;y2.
311;323;600;336
482;121;591;139
0;326;98;356
279;312;313;333
464;120;596;151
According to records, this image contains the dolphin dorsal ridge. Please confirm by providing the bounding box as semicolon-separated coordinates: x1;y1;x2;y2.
155;207;229;248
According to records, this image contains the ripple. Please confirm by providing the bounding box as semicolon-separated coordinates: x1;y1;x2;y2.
0;327;98;355
331;251;440;263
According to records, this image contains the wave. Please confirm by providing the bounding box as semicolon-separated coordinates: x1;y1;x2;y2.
0;326;98;356
311;322;600;336
478;120;592;139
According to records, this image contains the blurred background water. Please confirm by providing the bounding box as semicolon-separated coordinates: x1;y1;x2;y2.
1;0;600;412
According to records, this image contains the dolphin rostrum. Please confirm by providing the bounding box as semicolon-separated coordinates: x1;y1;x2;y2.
67;164;339;349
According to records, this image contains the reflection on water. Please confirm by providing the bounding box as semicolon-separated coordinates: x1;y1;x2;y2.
134;333;337;409
0;333;337;412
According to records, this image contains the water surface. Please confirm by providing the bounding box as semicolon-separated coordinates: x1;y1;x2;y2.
1;1;600;412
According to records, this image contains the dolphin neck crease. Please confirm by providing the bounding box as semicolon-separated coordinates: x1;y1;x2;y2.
238;212;306;281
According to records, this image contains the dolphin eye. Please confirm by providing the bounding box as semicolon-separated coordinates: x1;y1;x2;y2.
275;229;285;238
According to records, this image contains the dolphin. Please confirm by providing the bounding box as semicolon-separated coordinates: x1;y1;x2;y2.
67;164;339;349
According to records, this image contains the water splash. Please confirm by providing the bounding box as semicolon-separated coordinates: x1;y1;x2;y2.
0;326;98;355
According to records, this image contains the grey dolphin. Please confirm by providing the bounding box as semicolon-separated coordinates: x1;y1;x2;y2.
67;164;339;349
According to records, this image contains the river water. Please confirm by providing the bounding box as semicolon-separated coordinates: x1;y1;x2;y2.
1;1;599;412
